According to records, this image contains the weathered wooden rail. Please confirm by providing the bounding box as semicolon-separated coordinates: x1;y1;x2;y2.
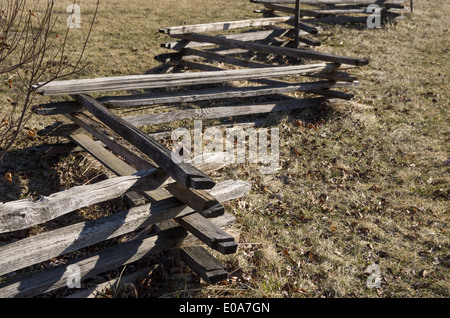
0;2;377;297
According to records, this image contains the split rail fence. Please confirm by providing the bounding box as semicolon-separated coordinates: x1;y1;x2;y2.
251;0;411;34
0;0;396;298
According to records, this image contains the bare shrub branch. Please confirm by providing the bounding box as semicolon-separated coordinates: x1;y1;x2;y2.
0;0;99;159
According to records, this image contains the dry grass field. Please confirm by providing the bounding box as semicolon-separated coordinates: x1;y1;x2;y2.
0;0;448;298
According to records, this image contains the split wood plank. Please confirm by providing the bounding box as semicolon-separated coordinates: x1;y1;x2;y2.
178;48;350;82
181;246;227;283
176;60;358;102
66;112;157;172
69;133;146;207
174;47;357;84
0;179;251;276
173;33;369;66
161;28;291;50
65;266;157;298
155;47;250;64
147;119;268;142
175;212;237;254
69;133;136;177
0;226;187;298
302;15;367;24
65;112;230;203
158;16;295;35
33;79;354;115
158;46;356;79
72;94;214;190
34;63;336;95
264;3;320;17
261;3;396;16
122;97;325;128
69;132;223;217
165;182;224;218
0;168;165;234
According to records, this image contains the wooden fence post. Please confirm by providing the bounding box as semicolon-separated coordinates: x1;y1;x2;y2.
295;0;301;48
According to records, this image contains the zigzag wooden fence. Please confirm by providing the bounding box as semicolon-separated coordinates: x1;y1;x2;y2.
0;0;389;298
251;0;411;29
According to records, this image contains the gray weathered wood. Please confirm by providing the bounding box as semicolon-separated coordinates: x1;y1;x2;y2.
72;94;214;190
180;48;354;84
161;28;290;50
0;179;251;276
0;226;187;298
0;168;166;234
181;246;227;283
173;33;368;66
175;212;238;254
70;133;136;177
165;182;224;217
69;132;224;217
33;79;353;115
69;133;153;206
263;3;319;18
66;112;158;171
155;47;250;64
35;63;335;95
122;97;325;127
159;16;295;35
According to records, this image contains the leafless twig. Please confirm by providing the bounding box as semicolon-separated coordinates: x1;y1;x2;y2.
0;0;100;160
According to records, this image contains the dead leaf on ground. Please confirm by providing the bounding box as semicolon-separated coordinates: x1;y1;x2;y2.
359;227;370;236
27;128;36;137
5;172;12;184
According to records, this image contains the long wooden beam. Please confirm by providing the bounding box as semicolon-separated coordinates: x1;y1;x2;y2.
158;16;295;35
181;246;228;283
0;179;250;276
161;28;291;50
66;112;157;171
72;93;214;190
34;63;335;95
173;33;369;66
175;212;237;254
69;133;223;215
122;97;325;127
0;168;167;233
66;112;233;212
0;226;187;298
264;3;320;17
33;79;354;115
69;133;148;207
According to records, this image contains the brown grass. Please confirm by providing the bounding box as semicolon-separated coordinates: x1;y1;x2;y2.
0;0;449;298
